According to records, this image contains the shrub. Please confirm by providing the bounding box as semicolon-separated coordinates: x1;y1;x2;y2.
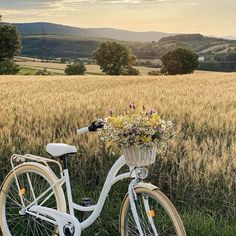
121;66;140;76
148;70;162;76
35;68;51;75
65;62;87;75
0;59;20;75
60;57;68;64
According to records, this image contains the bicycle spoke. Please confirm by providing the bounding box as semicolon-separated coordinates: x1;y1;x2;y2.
3;170;59;236
124;191;178;236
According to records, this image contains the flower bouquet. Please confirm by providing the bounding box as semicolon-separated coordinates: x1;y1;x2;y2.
99;101;174;167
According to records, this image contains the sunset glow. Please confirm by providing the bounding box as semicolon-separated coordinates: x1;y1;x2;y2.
1;0;236;37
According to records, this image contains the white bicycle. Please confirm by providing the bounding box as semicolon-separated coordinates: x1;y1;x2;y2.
0;120;186;236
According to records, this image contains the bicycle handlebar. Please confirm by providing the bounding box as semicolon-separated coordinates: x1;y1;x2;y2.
77;119;104;135
77;127;89;135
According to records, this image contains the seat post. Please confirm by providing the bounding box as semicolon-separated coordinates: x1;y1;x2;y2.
61;156;75;216
60;155;68;170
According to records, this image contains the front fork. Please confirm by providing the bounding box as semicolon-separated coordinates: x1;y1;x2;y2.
128;168;158;236
128;179;144;235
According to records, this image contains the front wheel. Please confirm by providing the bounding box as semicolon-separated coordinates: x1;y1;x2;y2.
119;187;186;236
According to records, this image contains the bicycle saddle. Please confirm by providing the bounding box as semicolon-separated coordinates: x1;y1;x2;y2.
46;143;77;157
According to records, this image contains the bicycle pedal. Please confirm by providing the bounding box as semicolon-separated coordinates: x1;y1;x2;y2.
79;198;93;207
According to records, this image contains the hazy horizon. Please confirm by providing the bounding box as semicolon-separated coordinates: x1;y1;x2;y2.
1;0;236;38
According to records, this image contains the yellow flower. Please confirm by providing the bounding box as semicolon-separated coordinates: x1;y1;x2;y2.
141;136;152;143
151;113;160;121
108;116;123;127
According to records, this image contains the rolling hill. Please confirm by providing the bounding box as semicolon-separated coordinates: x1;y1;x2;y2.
19;33;236;61
11;22;236;71
130;33;236;59
13;22;174;42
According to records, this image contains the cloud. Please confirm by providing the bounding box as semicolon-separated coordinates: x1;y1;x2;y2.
1;0;172;9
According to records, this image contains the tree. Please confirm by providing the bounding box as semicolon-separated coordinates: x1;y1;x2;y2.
93;41;136;75
0;24;22;75
0;24;21;60
160;48;199;75
65;62;87;75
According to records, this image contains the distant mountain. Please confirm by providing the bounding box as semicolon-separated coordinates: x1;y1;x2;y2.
18;32;236;61
13;22;174;42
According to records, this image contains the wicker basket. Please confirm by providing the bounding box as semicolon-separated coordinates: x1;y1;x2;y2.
122;144;157;167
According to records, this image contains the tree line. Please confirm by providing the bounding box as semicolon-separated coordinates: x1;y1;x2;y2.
0;24;199;76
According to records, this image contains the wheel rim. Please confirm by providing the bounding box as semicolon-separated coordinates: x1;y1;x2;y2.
3;170;59;236
124;191;178;236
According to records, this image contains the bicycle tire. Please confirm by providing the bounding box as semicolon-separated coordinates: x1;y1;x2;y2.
119;187;186;236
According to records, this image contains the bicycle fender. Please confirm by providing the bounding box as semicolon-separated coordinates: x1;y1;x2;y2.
134;182;159;191
0;162;66;211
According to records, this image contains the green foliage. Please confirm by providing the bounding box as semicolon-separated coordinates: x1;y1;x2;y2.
161;48;199;75
215;52;236;62
181;210;236;236
199;61;236;72
0;59;20;75
93;41;136;75
0;24;22;75
148;70;162;76
0;24;22;60
35;68;51;75
65;62;87;75
60;57;68;64
17;67;39;75
22;36;100;59
121;66;139;76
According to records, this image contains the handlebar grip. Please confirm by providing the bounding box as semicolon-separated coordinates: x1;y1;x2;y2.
88;119;104;132
77;127;89;135
77;120;104;135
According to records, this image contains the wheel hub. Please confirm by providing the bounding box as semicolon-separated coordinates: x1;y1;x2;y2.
63;223;75;236
19;208;27;216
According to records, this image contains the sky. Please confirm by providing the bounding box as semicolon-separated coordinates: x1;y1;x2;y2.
0;0;236;37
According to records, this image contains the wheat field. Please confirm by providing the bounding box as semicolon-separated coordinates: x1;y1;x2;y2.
0;73;236;235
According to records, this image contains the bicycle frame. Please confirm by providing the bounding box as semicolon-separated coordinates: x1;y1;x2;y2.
64;154;130;230
10;153;158;236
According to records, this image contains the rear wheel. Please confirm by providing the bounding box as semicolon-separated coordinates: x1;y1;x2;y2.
0;163;66;236
120;187;186;236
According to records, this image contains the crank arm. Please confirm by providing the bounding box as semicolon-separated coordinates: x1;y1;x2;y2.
27;206;81;236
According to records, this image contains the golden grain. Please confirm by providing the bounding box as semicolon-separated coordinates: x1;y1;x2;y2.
0;73;236;205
